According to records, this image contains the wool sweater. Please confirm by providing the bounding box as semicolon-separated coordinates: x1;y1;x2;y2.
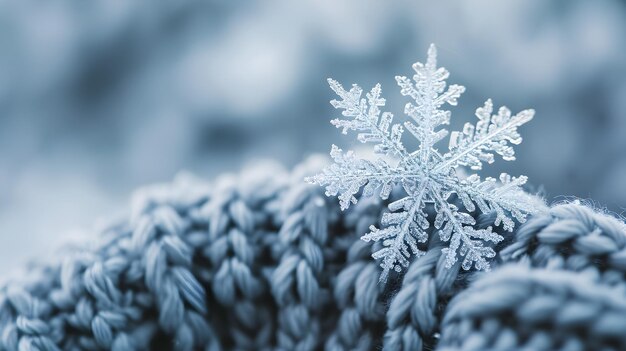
1;159;624;351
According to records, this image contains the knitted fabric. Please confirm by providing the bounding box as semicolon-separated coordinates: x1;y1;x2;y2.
1;160;625;351
439;204;626;351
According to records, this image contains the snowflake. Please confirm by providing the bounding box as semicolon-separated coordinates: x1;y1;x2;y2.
306;44;538;282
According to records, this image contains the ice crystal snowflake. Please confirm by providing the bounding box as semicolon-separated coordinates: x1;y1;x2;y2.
307;44;538;282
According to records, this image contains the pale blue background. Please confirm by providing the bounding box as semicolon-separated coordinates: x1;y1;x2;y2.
0;0;625;276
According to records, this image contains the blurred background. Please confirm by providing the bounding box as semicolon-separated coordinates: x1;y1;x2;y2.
0;0;625;276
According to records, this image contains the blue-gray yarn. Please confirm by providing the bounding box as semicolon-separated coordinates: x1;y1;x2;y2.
1;160;625;351
439;264;626;351
438;203;626;351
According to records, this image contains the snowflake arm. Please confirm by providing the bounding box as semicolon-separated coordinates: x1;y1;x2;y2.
430;185;503;270
435;99;534;173
327;79;410;160
442;173;538;231
395;44;466;166
361;180;430;282
306;145;414;210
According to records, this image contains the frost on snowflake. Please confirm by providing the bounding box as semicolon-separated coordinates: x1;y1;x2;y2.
306;44;538;282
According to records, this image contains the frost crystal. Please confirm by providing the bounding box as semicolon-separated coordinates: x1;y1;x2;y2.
307;44;537;282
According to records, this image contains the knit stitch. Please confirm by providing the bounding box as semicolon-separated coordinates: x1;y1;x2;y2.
0;161;624;351
438;203;626;351
439;264;626;351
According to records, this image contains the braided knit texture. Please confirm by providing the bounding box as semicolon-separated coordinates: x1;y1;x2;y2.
1;160;625;351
